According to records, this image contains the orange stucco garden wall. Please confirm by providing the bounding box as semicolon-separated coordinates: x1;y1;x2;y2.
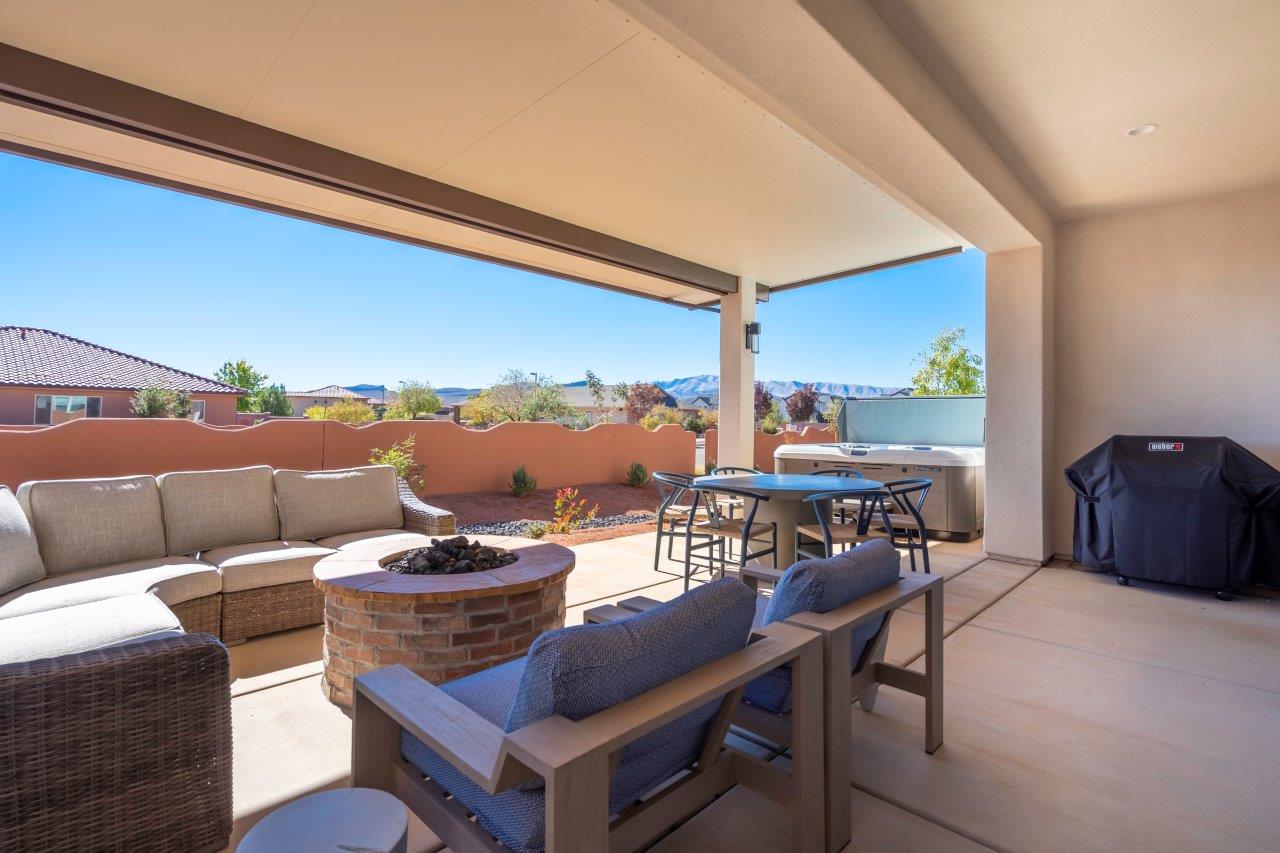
703;425;838;472
0;419;695;494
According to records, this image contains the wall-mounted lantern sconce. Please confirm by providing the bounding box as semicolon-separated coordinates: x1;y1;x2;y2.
745;321;761;354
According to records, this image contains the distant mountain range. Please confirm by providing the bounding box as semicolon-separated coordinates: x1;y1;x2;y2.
436;376;902;406
650;375;904;400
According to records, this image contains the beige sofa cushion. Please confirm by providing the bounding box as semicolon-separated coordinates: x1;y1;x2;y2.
0;556;219;620
274;466;403;541
0;593;182;665
0;486;45;596
203;540;334;593
17;475;166;576
159;465;280;555
314;528;431;552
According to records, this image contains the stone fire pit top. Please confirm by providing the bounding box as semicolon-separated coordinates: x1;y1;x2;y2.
313;534;575;602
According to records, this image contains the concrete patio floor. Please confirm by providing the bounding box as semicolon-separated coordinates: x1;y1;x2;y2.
223;532;1278;852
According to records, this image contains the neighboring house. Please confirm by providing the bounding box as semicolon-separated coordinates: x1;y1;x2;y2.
0;326;244;425
344;384;397;407
674;394;717;414
558;385;627;423
284;385;374;417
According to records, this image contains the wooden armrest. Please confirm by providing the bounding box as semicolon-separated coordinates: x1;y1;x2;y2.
583;604;635;624
786;572;941;634
740;563;784;584
505;622;819;773
355;665;535;793
616;596;663;613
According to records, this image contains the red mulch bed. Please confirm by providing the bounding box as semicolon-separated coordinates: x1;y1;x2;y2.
428;482;662;545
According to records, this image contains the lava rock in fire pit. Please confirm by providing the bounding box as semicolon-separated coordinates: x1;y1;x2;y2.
384;536;519;575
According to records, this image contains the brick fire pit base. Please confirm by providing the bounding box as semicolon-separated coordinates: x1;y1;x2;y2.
313;535;574;708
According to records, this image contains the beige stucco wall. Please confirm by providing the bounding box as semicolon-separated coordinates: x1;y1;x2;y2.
1053;183;1280;556
986;246;1055;563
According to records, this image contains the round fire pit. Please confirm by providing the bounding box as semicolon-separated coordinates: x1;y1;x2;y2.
313;534;574;708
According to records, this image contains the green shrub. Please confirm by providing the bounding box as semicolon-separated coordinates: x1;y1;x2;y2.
510;466;537;498
370;436;425;489
625;462;648;487
132;385;172;418
168;390;194;420
761;402;785;435
680;413;704;433
305;399;376;424
131;385;197;419
524;522;547;539
639;405;682;431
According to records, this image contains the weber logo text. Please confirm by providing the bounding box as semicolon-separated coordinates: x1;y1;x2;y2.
1148;441;1184;452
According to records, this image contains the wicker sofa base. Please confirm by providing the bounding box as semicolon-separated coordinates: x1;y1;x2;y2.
221;581;325;644
168;594;223;636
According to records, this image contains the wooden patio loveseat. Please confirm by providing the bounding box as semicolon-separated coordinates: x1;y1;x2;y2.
588;539;944;852
352;577;828;852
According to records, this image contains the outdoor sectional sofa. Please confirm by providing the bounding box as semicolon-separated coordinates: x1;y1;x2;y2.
0;464;454;852
0;463;455;645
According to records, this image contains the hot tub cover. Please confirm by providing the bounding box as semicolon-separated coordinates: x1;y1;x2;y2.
1066;436;1280;591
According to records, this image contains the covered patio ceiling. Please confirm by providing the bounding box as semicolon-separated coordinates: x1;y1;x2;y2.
0;0;962;308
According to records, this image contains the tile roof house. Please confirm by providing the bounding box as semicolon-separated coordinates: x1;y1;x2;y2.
0;327;244;425
284;385;374;417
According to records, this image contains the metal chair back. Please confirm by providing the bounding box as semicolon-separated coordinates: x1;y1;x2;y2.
884;478;932;530
653;471;696;517
688;483;770;533
803;488;894;542
811;468;864;479
709;465;763;476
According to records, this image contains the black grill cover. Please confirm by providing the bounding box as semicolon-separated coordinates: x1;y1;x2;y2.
1066;436;1280;591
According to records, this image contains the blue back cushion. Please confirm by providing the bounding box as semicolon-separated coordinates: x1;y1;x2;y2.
746;539;901;713
504;577;757;806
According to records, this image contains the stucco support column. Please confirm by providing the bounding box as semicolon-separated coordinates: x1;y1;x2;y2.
718;277;756;468
985;246;1054;564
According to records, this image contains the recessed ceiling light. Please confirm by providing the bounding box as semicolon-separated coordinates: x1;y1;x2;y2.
1125;124;1159;137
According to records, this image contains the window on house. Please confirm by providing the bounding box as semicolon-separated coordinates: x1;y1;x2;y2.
191;400;206;422
34;395;102;425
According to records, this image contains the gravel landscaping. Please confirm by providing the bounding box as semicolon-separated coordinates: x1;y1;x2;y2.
460;512;659;538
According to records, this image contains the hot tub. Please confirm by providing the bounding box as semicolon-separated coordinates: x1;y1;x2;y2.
774;442;985;540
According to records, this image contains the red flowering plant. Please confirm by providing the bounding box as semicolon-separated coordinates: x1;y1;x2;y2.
548;486;600;534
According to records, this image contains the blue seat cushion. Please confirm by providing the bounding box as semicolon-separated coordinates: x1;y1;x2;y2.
402;577;757;853
744;538;901;714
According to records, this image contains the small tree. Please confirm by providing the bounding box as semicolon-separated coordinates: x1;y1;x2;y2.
385;381;442;420
305;399;376;424
132;385;174;418
761;401;785;435
822;396;844;426
625;383;668;422
681;412;705;434
911;327;985;396
215;359;269;412
753;381;773;421
785;384;819;423
254;383;293;416
522;382;576;423
459;391;501;426
584;369;612;423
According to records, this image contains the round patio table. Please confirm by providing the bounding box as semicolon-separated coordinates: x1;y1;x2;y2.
692;473;884;570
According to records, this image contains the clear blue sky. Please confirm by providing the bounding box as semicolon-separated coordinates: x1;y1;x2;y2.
1;152;984;390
